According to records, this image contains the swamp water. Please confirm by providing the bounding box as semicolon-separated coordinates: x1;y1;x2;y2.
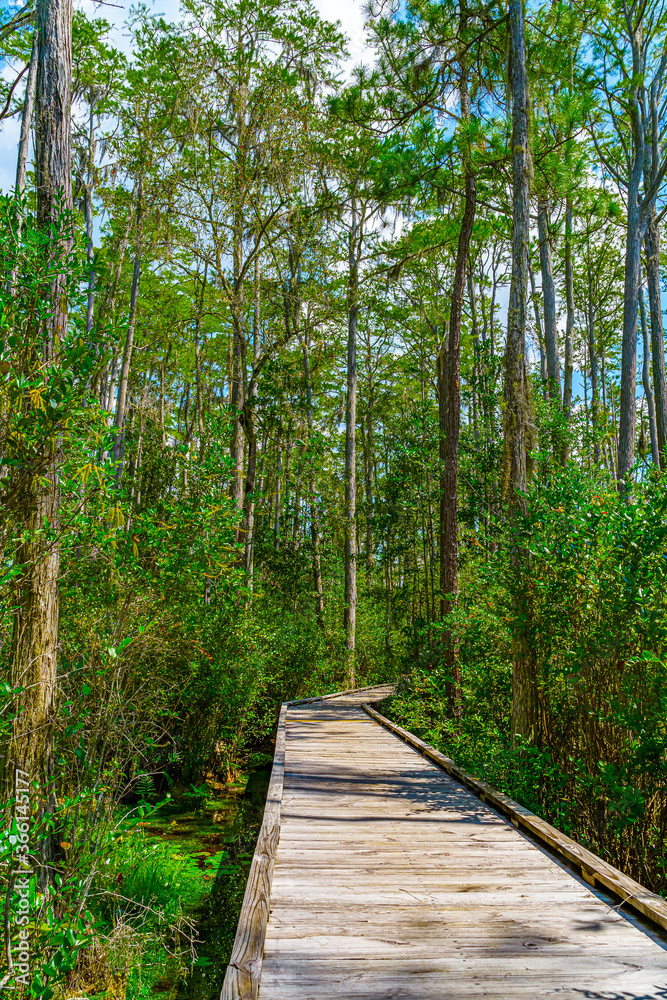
126;763;270;1000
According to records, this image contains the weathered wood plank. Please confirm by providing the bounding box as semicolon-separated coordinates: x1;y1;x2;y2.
260;952;667;971
286;684;394;707
257;694;667;998
258;974;667;1000
363;702;667;934
220;686;393;1000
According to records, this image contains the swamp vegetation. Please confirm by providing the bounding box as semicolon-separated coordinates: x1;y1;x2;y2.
4;0;667;993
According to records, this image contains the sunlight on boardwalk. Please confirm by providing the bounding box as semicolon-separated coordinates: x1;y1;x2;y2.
258;688;667;999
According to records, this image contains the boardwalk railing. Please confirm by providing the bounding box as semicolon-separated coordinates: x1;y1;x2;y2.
221;702;286;1000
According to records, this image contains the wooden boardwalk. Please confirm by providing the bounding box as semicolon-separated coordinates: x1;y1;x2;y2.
224;686;667;999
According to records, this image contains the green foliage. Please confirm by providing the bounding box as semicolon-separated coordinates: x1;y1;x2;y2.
389;467;667;893
5;0;667;991
101;831;207;915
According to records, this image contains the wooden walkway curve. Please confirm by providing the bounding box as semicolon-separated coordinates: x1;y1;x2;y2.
222;686;667;999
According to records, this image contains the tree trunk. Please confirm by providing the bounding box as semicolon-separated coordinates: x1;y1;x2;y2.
284;437;292;519
601;350;616;476
8;0;72;883
489;252;498;360
15;27;38;195
160;363;166;449
527;255;547;391
468;271;481;441
195;267;208;460
300;334;325;629
618;155;644;486
112;176;143;475
644;213;667;468
439;165;476;717
643;67;667;469
640;286;660;468
274;422;282;546
587;273;601;466
97;182;137;411
292;465;302;549
241;400;257;577
230;318;245;526
249;430;266;588
537;198;560;402
229;190;247;528
84;104;95;336
360;416;374;582
240;260;260;572
561;198;574;463
9;29;39;297
242;258;260;580
113;254;141;482
506;0;538;746
344;202;358;689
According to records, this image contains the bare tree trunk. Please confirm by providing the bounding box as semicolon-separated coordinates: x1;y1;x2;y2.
274;422;282;546
587;273;601;466
643;66;667;469
84;104;95;336
241;401;257;577
471;272;492;437
300;333;325;629
160;363;166;449
284;436;292;519
129;410;144;509
105;352;117;417
640;286;660;468
97;183;137;411
8;0;72;884
528;255;547;390
249;430;266;586
292;465;302;549
242;259;260;582
618;149;645;485
8;29;38;298
506;0;538;746
537;198;560;403
195;267;208;461
344;201;359;688
504;10;530;509
644;213;667;468
112;176;143;477
468;270;481;441
618;229;642;485
113;254;141;482
230;321;245;521
439;163;476;717
489;251;498;360
360;416;374;582
15;27;38;194
601;350;616;476
229;199;247;528
561;198;574;463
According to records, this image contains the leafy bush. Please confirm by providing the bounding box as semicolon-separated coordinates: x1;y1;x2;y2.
388;467;667;894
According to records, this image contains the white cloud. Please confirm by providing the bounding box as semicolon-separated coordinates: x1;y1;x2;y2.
315;0;372;66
